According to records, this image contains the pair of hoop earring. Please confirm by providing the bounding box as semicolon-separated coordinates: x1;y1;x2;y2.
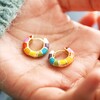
23;35;74;68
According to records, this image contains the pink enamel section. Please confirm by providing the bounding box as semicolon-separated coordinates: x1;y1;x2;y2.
24;37;30;43
67;48;74;53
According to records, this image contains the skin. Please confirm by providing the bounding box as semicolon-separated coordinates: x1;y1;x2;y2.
0;0;100;100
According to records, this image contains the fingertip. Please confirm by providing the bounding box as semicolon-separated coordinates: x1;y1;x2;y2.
80;12;98;27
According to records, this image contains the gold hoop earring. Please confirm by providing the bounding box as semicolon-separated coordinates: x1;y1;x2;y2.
23;35;49;58
48;48;74;67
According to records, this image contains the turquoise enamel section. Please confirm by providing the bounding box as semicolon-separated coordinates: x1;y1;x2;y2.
41;47;48;55
49;57;55;64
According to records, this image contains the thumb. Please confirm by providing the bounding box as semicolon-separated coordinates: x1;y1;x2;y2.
73;68;100;100
62;68;100;100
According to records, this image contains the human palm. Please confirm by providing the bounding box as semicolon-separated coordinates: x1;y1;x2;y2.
0;0;100;100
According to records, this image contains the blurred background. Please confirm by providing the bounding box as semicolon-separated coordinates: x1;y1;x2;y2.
68;12;87;21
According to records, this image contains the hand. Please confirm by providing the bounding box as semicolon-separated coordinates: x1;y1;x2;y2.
0;0;100;100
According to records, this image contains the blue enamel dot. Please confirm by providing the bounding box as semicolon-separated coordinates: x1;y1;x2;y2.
41;47;48;55
49;57;55;64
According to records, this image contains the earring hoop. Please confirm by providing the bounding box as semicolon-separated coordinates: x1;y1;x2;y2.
23;35;49;58
48;48;74;67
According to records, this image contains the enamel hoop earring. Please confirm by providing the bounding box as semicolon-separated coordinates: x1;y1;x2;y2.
23;35;49;58
48;48;74;67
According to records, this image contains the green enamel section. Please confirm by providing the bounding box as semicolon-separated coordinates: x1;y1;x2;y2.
38;51;43;57
53;60;59;66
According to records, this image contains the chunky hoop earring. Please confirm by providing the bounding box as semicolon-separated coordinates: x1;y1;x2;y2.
48;48;74;67
23;35;49;58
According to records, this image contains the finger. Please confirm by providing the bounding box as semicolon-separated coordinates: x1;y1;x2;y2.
80;12;98;27
58;0;100;11
73;68;100;100
29;87;65;100
97;16;100;30
61;68;100;100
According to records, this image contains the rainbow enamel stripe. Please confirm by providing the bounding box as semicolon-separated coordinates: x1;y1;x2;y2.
23;35;49;58
48;48;74;67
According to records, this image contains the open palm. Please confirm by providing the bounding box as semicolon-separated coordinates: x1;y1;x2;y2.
0;0;100;100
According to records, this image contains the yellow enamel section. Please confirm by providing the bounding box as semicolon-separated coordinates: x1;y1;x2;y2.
29;51;37;57
59;59;67;65
24;48;30;55
66;57;73;64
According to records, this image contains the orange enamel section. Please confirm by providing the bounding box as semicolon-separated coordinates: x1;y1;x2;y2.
24;48;30;55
